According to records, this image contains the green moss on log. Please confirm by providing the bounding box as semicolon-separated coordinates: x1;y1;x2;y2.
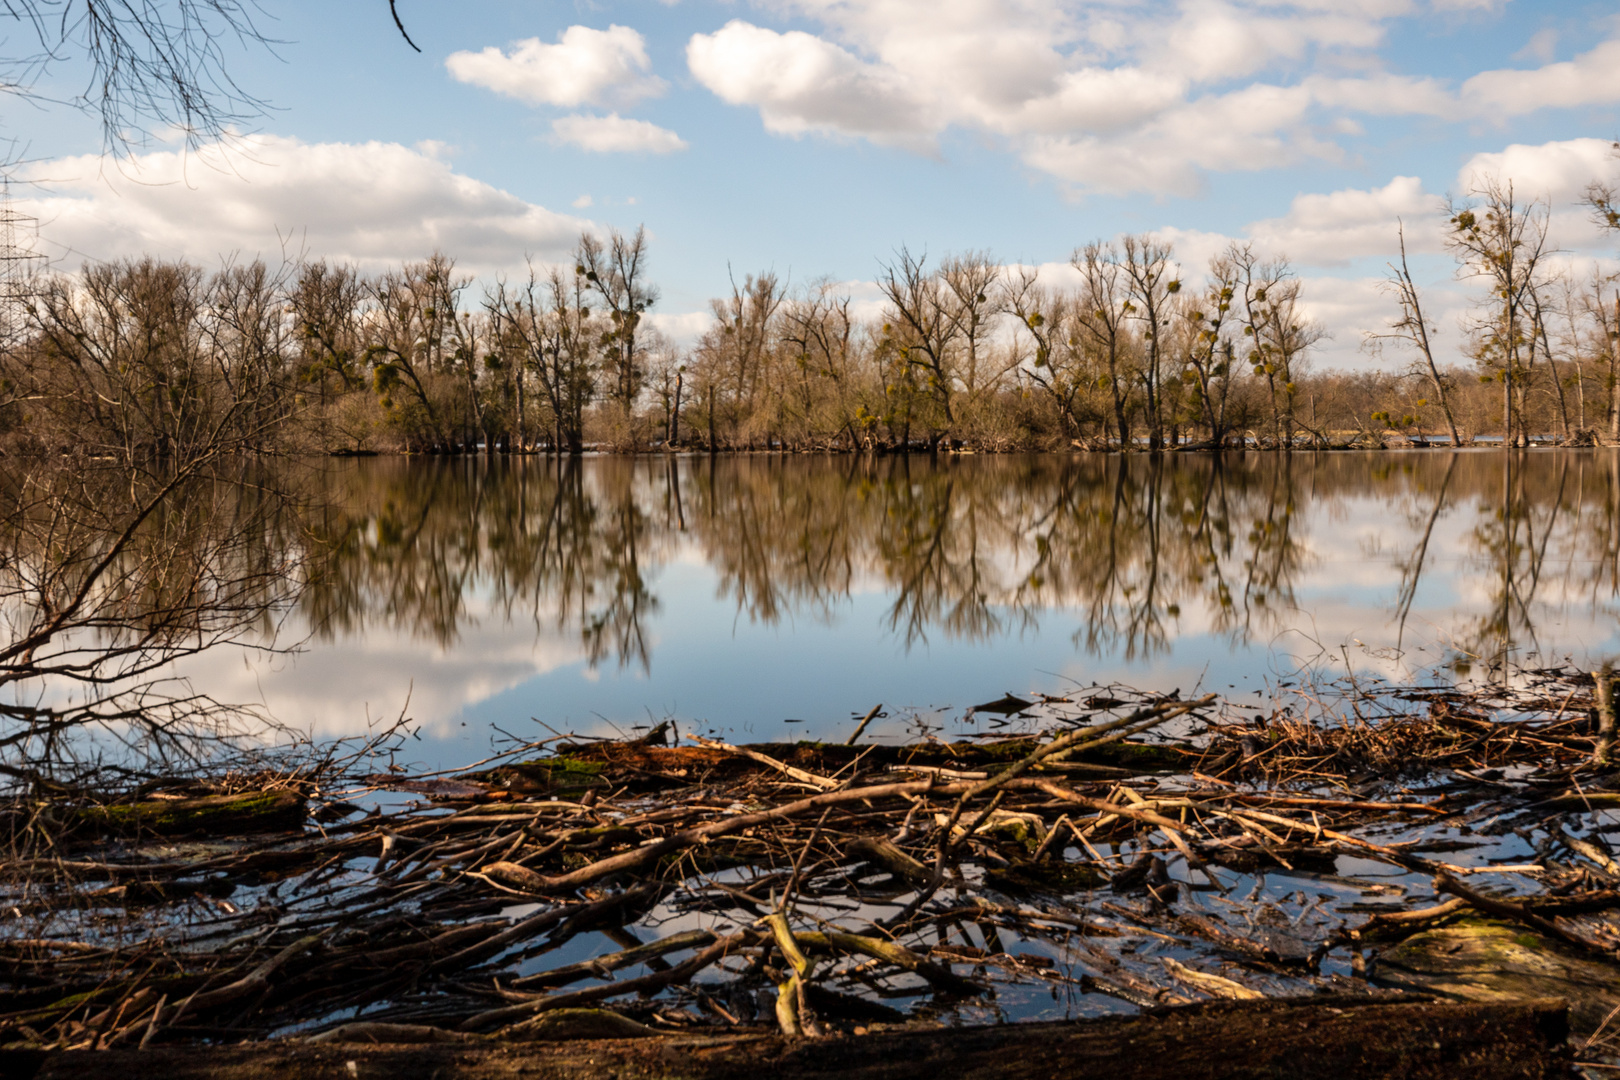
1371;917;1620;1036
72;790;305;837
480;758;608;796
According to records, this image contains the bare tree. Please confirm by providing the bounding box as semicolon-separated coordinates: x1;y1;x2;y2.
877;247;962;446
362;253;477;452
779;281;863;449
1119;236;1178;450
1177;247;1242;446
938;250;1010;415
1367;224;1463;446
1006;267;1087;442
1585;273;1620;443
1232;248;1320;446
1448;179;1552;447
1072;241;1134;449
577;227;658;420
486;263;597;455
695;269;782;448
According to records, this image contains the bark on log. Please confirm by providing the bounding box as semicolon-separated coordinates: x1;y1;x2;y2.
68;790;306;837
0;996;1571;1080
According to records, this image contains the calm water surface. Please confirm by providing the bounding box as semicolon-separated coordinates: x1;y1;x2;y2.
187;451;1620;764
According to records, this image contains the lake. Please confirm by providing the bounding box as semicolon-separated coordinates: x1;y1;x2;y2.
164;449;1620;766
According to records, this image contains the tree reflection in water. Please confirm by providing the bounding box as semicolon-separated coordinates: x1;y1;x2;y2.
18;450;1620;777
289;451;1620;673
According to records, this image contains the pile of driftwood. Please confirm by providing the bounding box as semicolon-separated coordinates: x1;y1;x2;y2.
3;670;1620;1072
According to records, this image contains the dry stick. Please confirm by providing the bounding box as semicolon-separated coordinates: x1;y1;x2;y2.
510;928;717;989
1350;897;1468;937
136;993;167;1050
845;704;884;746
1595;668;1617;768
876;701;1203;931
781;809;832;911
1234;794;1447;816
512;778;970;894
687;735;838;791
767;912;817;1038
1435;872;1612;955
793;930;982;995
463;931;758;1032
925;697;1215;895
180;933;325;1013
1031;814;1073;862
426;903;571;973
848;835;932;882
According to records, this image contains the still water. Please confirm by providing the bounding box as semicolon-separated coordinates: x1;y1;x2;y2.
185;450;1620;764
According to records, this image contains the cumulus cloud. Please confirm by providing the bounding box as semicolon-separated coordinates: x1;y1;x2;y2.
19;134;587;273
645;310;716;346
446;25;666;109
1022;83;1320;195
1157;4;1385;84
683;1;1620;195
1305;73;1454;117
1243;176;1445;266
552;114;688;154
1457;137;1619;202
1462;38;1620;116
687;21;935;144
994;67;1187;135
1453;137;1620;249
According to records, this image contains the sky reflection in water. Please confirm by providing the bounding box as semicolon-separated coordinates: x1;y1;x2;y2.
185;451;1620;766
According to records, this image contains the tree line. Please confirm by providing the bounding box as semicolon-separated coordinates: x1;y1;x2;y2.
4;173;1620;459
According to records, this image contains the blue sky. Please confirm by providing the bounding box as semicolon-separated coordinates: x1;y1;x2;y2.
8;0;1620;363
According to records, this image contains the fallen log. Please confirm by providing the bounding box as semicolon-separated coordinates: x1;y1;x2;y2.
0;996;1571;1080
67;790;306;837
1371;916;1620;1036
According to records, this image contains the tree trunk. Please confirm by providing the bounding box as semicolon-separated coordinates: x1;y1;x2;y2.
9;998;1568;1080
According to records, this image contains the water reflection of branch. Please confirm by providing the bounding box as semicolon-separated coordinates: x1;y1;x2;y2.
285;451;1620;676
1;458;309;779
1393;451;1456;649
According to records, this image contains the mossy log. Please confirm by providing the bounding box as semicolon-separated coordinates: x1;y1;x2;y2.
69;790;305;837
1371;916;1620;1036
478;758;609;797
544;736;1194;794
1;996;1570;1080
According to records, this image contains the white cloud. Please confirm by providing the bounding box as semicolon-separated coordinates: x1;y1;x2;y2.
446;25;666;109
646;310;716;346
683;2;1620;196
1458;137;1619;203
1158;3;1385;84
1454;138;1620;251
1305;72;1454;117
995;67;1188;135
1146;227;1233;278
1243;176;1444;266
1513;28;1559;64
687;20;936;145
552;114;688;154
1023;83;1320;195
19;134;588;274
1461;38;1620;116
